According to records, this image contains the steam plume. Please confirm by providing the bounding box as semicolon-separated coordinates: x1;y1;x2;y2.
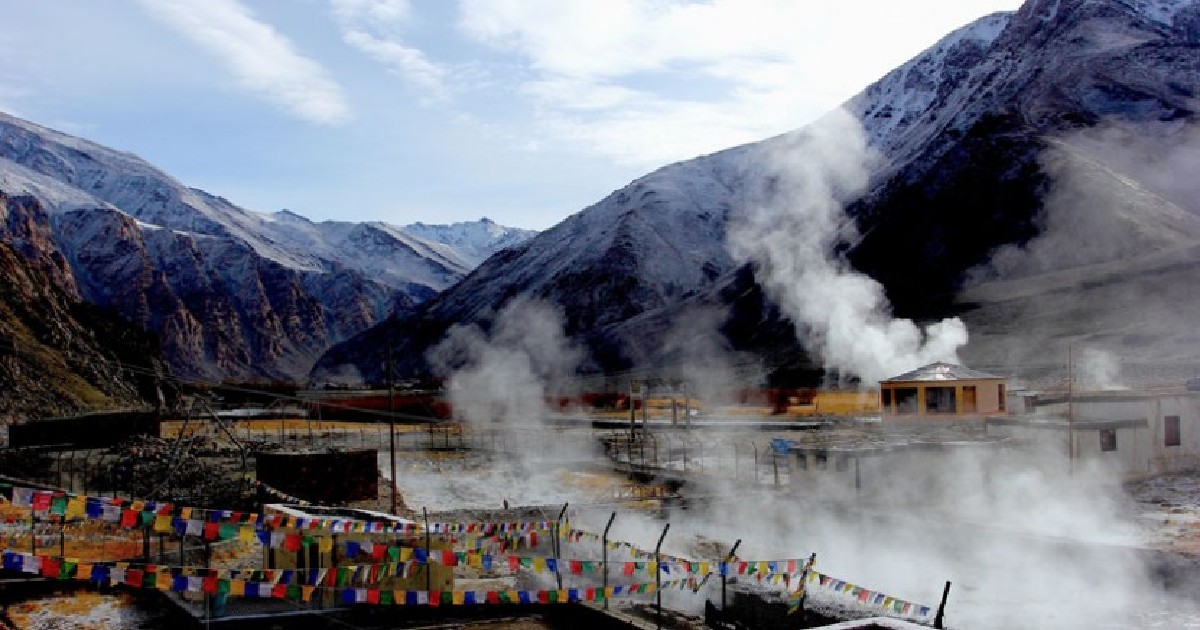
727;108;967;384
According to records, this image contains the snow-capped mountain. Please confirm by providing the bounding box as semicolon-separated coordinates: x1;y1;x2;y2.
402;218;537;268
0;112;535;380
316;0;1200;384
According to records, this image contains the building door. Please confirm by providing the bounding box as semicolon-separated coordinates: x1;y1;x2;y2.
962;386;977;413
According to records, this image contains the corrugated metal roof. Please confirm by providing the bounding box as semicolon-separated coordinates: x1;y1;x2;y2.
881;361;1003;383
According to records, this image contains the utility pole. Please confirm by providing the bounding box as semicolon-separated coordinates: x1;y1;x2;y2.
1068;345;1074;476
388;348;397;515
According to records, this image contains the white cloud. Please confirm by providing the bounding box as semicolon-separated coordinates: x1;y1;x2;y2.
137;0;351;125
330;0;452;102
456;0;1023;166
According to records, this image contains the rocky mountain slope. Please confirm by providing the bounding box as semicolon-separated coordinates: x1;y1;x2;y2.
0;112;534;381
0;192;168;420
315;0;1200;385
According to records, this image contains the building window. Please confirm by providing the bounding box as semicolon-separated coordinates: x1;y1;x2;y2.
998;384;1006;411
1099;429;1117;452
894;388;918;414
925;387;957;413
881;389;892;409
1166;415;1181;447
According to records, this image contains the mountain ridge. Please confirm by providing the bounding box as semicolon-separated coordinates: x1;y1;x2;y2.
314;0;1200;386
0;111;536;380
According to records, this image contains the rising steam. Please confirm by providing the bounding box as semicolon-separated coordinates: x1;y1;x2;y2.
727;108;967;384
427;297;582;429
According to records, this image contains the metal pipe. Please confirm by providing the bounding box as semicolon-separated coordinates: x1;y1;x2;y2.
654;523;670;630
601;511;616;610
553;503;569;590
423;507;432;593
934;581;952;629
721;539;741;612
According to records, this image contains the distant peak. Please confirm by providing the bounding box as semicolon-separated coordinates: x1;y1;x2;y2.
274;209;311;223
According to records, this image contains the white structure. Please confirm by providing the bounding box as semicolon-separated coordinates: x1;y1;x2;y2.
986;390;1200;479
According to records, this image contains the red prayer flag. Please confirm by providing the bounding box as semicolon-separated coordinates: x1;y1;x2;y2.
126;569;144;587
507;556;520;571
858;589;871;603
31;492;51;512
203;575;219;594
40;557;59;578
367;589;380;604
272;583;288;598
429;590;441;607
623;562;635;576
569;560;582;574
284;533;302;552
203;522;219;541
443;550;456;566
487;591;499;604
120;509;138;528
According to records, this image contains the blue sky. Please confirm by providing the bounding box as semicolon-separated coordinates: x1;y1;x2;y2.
0;0;1022;230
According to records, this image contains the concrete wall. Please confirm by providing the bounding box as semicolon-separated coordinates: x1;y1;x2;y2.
993;392;1200;479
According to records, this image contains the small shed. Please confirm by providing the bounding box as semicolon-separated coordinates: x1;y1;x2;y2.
879;362;1007;419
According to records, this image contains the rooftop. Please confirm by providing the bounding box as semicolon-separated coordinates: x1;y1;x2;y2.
881;362;1003;383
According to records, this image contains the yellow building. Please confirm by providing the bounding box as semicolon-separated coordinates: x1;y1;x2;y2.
263;504;453;606
879;362;1007;419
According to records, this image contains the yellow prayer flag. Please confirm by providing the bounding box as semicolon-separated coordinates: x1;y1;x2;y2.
130;500;145;512
238;526;255;543
532;557;546;573
180;508;192;519
557;589;568;603
154;515;173;534
301;586;315;602
758;561;769;575
604;586;615;600
399;547;412;562
468;553;482;568
157;571;172;589
76;563;93;581
452;591;465;605
318;537;334;554
66;497;86;519
231;579;245;596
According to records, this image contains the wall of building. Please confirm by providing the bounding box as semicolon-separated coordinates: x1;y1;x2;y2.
880;379;1006;418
